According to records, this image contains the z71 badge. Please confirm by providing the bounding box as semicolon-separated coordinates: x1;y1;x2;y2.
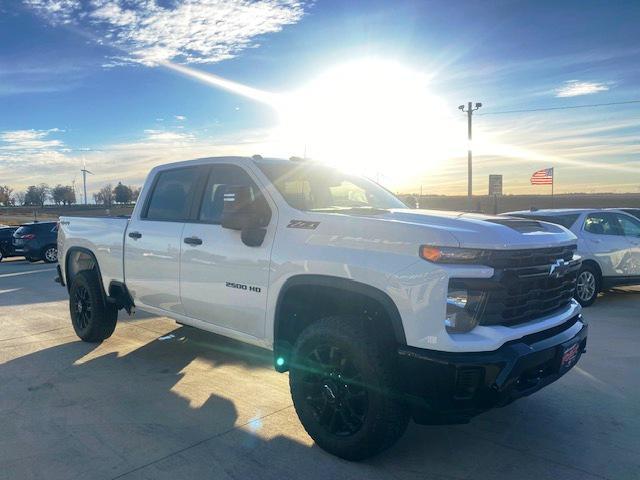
287;220;320;230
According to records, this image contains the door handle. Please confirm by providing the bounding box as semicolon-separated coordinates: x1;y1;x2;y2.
184;236;203;246
128;231;142;240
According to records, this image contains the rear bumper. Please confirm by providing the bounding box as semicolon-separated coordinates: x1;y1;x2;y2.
397;315;587;424
12;243;40;258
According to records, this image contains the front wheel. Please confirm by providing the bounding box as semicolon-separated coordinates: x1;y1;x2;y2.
289;315;409;460
575;265;600;307
69;270;118;342
43;245;58;263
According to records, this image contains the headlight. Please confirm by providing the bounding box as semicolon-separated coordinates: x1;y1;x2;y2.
445;284;486;333
420;245;485;264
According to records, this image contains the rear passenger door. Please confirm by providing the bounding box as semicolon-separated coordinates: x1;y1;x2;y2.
124;166;205;314
179;163;275;339
615;213;640;276
582;212;634;277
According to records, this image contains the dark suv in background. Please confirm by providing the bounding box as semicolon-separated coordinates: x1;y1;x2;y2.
12;222;59;263
0;225;19;262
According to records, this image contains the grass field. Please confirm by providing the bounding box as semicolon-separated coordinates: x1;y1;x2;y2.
0;205;134;225
1;193;638;225
407;192;640;214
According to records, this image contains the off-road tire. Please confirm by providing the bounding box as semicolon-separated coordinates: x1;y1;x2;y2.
575;264;600;307
289;315;409;460
69;270;118;342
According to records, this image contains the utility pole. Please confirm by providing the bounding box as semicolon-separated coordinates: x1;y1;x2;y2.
458;101;482;211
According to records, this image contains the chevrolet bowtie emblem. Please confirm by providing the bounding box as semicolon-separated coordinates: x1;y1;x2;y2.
549;259;570;278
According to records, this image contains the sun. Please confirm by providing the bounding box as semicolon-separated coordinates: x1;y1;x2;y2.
272;58;457;185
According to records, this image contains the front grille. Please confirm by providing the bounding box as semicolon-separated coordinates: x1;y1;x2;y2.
477;244;576;269
453;245;580;327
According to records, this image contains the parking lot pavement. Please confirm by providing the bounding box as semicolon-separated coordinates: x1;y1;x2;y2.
0;257;639;480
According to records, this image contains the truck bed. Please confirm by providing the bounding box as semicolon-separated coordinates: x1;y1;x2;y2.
58;216;129;289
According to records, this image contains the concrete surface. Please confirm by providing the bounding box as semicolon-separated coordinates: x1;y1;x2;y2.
0;257;638;480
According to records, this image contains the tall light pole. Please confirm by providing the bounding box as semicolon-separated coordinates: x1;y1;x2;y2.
458;101;482;211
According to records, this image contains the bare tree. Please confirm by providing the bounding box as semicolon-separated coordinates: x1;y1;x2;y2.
0;185;13;206
24;184;49;207
131;186;141;202
93;184;113;207
13;191;26;206
52;185;76;205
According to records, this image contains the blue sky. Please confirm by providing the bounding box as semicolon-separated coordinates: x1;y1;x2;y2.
1;0;639;198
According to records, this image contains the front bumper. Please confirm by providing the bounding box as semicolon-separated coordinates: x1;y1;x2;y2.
397;314;587;424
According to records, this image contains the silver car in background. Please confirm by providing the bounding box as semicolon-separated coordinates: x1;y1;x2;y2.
504;209;640;306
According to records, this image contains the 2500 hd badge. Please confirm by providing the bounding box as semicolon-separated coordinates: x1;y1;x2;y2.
226;281;261;293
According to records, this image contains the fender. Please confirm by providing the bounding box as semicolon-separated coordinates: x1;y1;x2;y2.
64;247;134;312
273;274;407;360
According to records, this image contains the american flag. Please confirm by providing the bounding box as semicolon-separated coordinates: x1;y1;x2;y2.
531;167;554;185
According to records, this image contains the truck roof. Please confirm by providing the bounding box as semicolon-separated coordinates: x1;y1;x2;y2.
152;155;294;170
504;208;599;216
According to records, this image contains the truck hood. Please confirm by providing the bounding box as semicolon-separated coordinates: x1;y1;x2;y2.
372;209;577;249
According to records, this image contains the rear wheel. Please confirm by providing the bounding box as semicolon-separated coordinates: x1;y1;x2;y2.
43;245;58;263
289;315;409;460
575;264;600;307
69;270;118;342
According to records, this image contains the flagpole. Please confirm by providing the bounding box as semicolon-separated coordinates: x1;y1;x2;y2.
551;168;555;208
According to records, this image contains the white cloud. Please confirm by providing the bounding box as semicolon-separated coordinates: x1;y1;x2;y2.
143;129;194;142
0;128;64;151
175;115;187;121
555;80;610;97
25;0;307;66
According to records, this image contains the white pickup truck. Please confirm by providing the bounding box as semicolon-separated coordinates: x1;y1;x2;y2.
58;156;588;460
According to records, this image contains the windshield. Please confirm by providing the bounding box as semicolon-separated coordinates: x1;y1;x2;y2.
256;162;406;212
513;214;580;229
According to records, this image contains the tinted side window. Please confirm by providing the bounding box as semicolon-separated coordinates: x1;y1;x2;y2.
198;165;270;225
145;167;200;221
617;214;640;237
623;209;640;221
518;214;579;229
584;213;623;236
35;223;56;232
15;226;34;235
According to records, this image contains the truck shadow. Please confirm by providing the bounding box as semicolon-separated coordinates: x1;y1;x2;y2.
1;322;627;479
1;326;401;479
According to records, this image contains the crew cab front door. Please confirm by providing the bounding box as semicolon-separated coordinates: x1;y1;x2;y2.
179;164;275;339
124;165;205;314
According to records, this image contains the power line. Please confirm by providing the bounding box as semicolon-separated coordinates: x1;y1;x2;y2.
477;99;640;116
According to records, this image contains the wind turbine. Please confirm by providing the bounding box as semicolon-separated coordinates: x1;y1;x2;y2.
80;158;93;205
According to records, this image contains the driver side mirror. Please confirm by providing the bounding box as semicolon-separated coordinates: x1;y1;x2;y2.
221;185;267;247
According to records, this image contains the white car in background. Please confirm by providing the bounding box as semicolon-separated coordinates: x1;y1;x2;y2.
504;209;640;306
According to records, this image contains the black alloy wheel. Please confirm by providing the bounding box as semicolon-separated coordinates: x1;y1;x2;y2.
73;284;93;330
300;344;368;437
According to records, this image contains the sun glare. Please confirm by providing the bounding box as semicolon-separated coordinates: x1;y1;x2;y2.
273;59;457;184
